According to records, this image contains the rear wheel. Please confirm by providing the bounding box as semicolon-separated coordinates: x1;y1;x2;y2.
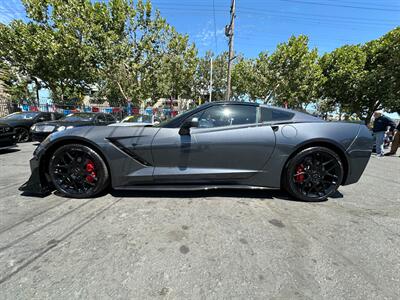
283;147;343;202
49;144;109;198
15;127;30;143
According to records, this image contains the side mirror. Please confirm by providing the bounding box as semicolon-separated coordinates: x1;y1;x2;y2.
179;117;199;135
37;117;45;122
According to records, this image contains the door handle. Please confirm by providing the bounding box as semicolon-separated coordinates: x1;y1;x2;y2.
271;125;279;131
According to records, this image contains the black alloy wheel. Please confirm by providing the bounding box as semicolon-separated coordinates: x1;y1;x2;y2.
284;147;343;202
15;127;30;143
49;144;109;198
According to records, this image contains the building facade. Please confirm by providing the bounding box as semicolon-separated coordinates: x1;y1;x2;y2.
0;81;11;117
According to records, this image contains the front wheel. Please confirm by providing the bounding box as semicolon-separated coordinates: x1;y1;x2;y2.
15;127;30;143
283;147;344;202
49;144;109;198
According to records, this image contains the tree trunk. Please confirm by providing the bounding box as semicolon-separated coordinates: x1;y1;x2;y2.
60;81;65;104
32;77;40;108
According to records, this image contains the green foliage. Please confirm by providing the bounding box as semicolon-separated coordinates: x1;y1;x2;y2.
319;44;367;115
232;56;256;100
0;0;398;118
320;27;400;123
268;35;324;108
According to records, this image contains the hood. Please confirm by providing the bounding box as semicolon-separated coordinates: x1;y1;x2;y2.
49;125;161;143
36;120;94;127
108;122;151;127
0;118;35;127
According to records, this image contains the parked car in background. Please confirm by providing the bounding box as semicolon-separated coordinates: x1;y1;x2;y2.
0;111;63;142
109;114;161;127
0;123;17;150
31;112;116;142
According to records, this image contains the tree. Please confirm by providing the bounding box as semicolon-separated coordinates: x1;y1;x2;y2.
360;27;400;122
319;44;367;119
268;35;324;108
211;52;229;101
320;27;400;123
157;29;198;101
231;56;256;100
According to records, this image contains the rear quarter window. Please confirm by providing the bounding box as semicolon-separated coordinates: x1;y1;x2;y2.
261;108;294;122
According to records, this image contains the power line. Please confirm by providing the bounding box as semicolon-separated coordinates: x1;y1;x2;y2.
151;4;399;26
279;0;400;12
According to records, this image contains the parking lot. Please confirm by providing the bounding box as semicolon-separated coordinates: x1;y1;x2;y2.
0;142;399;299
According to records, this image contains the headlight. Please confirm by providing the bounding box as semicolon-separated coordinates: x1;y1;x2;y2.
31;125;36;131
57;125;74;132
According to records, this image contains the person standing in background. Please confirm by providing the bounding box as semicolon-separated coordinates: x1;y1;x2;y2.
372;111;396;157
385;120;400;156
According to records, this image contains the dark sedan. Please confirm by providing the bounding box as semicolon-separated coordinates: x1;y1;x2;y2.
0;111;63;142
31;112;117;142
0;123;16;150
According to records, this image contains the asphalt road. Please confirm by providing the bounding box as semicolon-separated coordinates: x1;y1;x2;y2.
0;142;399;299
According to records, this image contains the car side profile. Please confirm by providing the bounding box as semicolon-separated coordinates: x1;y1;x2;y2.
20;102;373;202
0;111;63;142
31;112;117;142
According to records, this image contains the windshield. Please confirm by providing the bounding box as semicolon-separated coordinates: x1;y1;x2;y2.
61;113;95;122
122;115;152;123
157;106;198;127
3;112;40;120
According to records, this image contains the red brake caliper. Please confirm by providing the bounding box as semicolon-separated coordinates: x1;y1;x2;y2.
294;164;305;183
85;160;96;183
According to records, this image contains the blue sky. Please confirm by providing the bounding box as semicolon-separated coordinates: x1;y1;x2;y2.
1;0;399;57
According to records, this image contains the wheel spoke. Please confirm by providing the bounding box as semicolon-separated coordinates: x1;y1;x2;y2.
322;159;334;167
65;152;75;162
325;172;338;179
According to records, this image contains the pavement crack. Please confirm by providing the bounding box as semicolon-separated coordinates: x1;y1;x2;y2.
0;197;122;285
0;199;94;252
0;199;71;235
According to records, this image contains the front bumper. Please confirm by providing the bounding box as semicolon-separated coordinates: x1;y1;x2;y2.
31;131;52;142
19;156;53;196
0;132;17;150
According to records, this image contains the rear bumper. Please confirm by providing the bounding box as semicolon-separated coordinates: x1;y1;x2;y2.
343;125;373;185
19;157;52;196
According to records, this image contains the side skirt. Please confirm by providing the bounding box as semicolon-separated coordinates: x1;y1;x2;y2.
113;184;279;191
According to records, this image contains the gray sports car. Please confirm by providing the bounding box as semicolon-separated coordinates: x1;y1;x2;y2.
20;102;373;202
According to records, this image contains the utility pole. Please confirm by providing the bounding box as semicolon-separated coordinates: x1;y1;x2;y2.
209;56;213;102
225;0;235;101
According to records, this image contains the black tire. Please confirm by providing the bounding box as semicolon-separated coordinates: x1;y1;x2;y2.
283;147;344;202
49;144;109;198
15;127;30;143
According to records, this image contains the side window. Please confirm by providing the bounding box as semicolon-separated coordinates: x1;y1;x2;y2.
50;113;59;120
196;105;257;128
261;108;294;122
105;114;115;123
40;113;51;121
96;114;106;124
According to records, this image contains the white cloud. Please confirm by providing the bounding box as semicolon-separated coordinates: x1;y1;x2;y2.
0;0;26;24
195;20;225;48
